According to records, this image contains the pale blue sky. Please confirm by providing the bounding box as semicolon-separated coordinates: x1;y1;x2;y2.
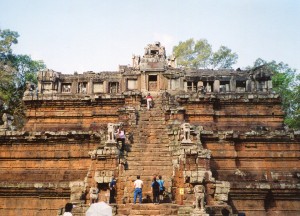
0;0;299;73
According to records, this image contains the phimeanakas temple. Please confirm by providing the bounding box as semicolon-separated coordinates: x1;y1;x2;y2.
0;42;299;216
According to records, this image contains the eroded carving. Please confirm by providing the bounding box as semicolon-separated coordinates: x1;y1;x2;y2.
106;123;117;143
179;123;192;143
0;113;15;131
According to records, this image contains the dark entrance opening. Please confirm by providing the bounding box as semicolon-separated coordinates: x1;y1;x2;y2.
148;75;157;91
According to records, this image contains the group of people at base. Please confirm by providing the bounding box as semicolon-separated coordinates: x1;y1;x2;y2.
62;174;164;215
63;177;116;216
134;175;165;204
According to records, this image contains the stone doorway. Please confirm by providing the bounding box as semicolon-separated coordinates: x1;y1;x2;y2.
148;75;157;91
109;82;119;94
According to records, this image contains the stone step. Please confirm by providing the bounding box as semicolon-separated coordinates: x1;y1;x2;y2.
130;142;169;146
122;165;172;171
125;166;173;171
138;117;165;121
133;125;167;129
121;170;173;177
126;151;172;156
125;167;173;174
128;145;170;149
130;143;170;147
126;158;173;163
116;203;179;216
130;141;170;145
133;131;167;135
131;138;169;142
128;148;171;153
126;155;173;160
128;149;170;153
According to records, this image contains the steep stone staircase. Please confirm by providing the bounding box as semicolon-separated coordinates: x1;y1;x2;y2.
117;93;178;215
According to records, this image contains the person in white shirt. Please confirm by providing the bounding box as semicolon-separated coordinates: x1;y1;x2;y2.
133;175;143;204
63;203;73;216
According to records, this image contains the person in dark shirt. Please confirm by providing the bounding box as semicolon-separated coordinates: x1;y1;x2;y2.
109;176;117;204
151;177;160;204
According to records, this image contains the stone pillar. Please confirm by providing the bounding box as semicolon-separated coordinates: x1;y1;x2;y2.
197;81;204;89
246;80;251;92
57;81;62;93
184;81;188;92
262;81;267;92
87;79;92;94
213;80;220;93
72;81;77;94
225;84;230;92
230;76;236;92
267;80;272;91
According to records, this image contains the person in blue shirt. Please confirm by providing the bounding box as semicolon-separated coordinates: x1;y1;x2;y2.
109;176;117;204
157;175;165;203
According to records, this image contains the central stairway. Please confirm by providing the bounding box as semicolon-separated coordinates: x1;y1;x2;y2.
117;93;178;215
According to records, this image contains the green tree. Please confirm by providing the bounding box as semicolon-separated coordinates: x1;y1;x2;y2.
210;46;238;69
0;28;45;129
0;29;19;57
251;58;300;129
0;29;18;108
172;38;238;69
173;38;212;69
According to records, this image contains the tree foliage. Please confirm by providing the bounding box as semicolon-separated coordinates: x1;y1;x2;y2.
251;58;300;129
210;46;238;69
173;38;238;69
0;29;19;57
0;28;46;129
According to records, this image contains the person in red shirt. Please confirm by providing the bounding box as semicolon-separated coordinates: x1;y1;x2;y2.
146;93;153;110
